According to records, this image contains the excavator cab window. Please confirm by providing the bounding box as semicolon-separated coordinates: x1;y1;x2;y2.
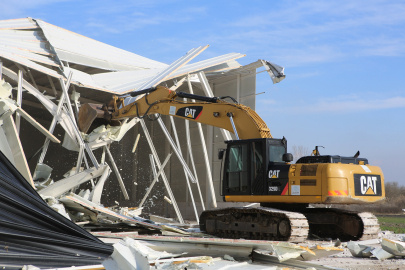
225;144;249;193
223;138;288;196
269;145;286;163
251;141;265;194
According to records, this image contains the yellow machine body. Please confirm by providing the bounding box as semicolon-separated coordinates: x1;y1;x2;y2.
224;163;385;204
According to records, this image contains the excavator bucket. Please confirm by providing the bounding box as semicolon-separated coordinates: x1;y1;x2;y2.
78;103;107;133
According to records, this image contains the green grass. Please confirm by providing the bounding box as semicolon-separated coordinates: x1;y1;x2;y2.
377;216;405;234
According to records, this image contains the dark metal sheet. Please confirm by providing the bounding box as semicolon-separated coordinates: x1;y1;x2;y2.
0;151;113;268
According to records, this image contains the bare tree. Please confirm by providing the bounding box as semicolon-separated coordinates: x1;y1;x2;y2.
291;145;310;162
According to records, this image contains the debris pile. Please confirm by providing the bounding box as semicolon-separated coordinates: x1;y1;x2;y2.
348;236;405;260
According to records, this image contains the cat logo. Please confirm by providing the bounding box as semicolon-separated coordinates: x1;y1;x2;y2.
175;106;203;120
360;175;377;195
185;108;196;118
268;170;280;179
354;174;382;196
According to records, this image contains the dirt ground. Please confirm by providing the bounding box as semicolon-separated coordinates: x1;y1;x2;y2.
303;232;405;270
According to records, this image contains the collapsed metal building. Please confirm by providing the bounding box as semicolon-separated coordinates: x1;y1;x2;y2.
0;17;284;223
2;17;403;270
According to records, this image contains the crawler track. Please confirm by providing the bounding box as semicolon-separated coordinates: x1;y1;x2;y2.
357;212;380;240
199;207;309;242
302;208;380;241
200;207;380;242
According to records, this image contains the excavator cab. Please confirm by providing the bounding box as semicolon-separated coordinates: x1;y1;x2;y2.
220;138;293;197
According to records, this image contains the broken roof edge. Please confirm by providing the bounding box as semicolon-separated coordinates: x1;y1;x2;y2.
34;18;169;71
89;52;245;95
0;52;252;96
0;17;38;30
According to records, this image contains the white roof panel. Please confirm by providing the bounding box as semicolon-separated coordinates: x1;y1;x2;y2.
0;45;59;67
175;53;244;76
92;69;161;88
0;18;254;97
124;45;209;105
36;19;168;71
0;38;53;56
0;18;38;30
0;50;61;78
64;67;108;92
0;29;44;41
91;52;244;94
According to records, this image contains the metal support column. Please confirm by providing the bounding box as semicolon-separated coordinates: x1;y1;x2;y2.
190;73;218;208
184;118;205;211
140;119;184;223
58;76;99;169
132;134;140;153
15;70;23;134
75;145;84;174
100;146;106;164
228;113;240;140
38;72;73;164
157;117;197;183
139;153;172;208
169;116;200;222
105;145;130;200
27;69;39;90
182;77;206;210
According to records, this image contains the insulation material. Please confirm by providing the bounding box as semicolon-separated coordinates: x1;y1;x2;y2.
60;193;170;231
38;165;109;198
347;241;374;258
0;150;113;268
40;195;71;220
371;246;395;260
103;237;182;270
298;243;344;261
123;235;311;261
381;238;405;257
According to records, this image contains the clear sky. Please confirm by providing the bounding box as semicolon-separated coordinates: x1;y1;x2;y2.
1;0;404;185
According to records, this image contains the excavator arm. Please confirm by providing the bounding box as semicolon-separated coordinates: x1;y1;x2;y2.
78;86;272;140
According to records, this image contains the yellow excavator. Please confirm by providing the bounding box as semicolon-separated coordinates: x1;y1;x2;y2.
78;86;385;242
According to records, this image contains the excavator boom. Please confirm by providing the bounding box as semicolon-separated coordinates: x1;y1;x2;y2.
78;86;272;139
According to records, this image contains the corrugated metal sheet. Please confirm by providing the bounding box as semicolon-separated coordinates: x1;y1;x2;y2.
124;45;209;105
0;18;248;97
90;52;244;94
36;19;167;71
0;29;43;41
64;67;108;91
0;150;113;268
0;18;38;30
0;45;59;66
91;69;159;93
0;38;53;56
201;59;242;73
205;59;265;82
174;52;244;77
0;49;61;77
0;23;60;69
92;69;161;88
